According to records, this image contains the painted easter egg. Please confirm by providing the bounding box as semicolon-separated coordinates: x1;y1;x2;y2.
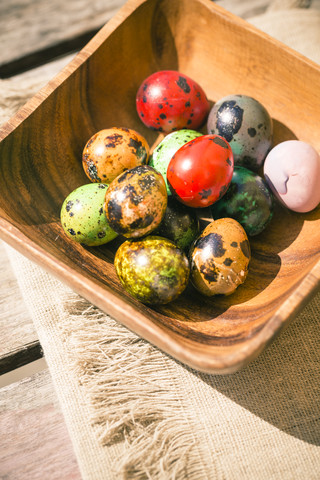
114;236;190;305
211;166;274;236
104;165;167;238
60;183;118;246
82;127;149;183
189;218;250;296
167;134;234;208
150;129;203;195
155;196;200;251
207;94;273;170
263;140;320;212
136;70;210;133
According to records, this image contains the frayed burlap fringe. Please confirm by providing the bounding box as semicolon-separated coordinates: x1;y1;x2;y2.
58;293;204;480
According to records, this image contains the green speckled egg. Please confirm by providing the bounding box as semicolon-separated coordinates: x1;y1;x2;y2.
155;197;200;251
207;94;272;170
60;183;118;246
104;165;167;238
190;218;250;296
149;129;202;194
114;236;190;305
211;166;274;236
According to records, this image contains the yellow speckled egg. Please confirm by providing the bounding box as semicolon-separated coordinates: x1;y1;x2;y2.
104;165;167;238
189;218;250;296
82;127;149;183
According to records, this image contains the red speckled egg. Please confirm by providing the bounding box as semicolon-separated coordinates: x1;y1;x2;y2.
136;70;210;133
167;135;234;208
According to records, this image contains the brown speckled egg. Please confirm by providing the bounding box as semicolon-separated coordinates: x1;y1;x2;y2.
189;218;250;296
82;127;149;183
104;165;167;238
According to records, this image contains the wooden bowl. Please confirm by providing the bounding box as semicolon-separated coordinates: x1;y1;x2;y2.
0;0;319;374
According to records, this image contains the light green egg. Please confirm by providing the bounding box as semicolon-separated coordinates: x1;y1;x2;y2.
60;183;118;246
149;129;203;194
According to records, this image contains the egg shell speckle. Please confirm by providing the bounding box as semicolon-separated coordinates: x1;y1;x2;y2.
263;140;320;212
211;166;274;236
136;70;210;133
207;94;273;170
190;218;250;296
82;127;149;183
60;183;118;246
150;129;203;194
104;165;167;238
154;196;200;251
114;235;190;305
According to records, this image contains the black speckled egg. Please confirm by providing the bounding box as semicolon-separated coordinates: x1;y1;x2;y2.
114;236;190;305
82;127;149;183
60;183;118;246
154;197;200;251
207;94;273;170
210;166;274;236
104;165;167;238
190;218;250;296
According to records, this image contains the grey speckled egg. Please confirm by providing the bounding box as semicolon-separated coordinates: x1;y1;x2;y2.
60;183;118;246
149;129;202;194
207;94;273;171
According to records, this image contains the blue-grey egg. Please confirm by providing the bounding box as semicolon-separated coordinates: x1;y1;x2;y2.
207;94;273;170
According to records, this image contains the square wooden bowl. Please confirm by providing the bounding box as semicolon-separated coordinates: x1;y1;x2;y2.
0;0;319;374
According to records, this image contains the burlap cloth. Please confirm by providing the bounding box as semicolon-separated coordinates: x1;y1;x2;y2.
1;1;320;478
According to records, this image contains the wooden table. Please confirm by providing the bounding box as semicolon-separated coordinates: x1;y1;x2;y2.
0;2;126;478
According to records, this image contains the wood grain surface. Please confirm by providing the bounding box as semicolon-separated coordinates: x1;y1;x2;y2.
0;0;319;374
0;369;81;480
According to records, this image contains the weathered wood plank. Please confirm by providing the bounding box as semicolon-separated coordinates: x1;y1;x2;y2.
0;369;81;479
0;0;126;75
0;241;42;374
0;55;75;374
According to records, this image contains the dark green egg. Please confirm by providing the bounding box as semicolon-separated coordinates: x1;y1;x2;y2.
114;236;190;305
210;166;274;236
154;197;200;251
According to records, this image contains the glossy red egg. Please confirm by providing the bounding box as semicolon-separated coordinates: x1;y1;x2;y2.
136;70;210;133
167;135;234;208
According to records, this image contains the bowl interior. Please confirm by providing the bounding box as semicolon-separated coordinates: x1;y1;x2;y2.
0;0;319;372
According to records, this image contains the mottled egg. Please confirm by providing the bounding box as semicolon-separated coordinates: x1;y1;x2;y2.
155;197;200;251
60;183;118;246
136;70;210;133
150;129;203;195
104;165;167;238
263;140;320;212
211;166;274;236
190;218;250;296
82;127;149;183
207;94;273;170
114;236;190;305
167;134;234;208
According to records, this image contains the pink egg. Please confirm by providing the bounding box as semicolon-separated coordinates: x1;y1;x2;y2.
263;140;320;213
